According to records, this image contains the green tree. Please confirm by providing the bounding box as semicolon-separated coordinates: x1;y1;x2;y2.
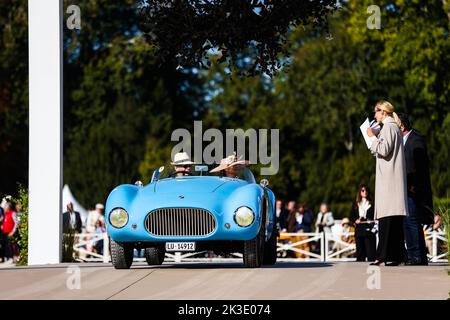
1;0;448;218
63;1;200;207
0;0;28;195
194;0;449;217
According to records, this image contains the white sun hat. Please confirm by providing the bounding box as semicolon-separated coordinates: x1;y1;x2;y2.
171;152;195;165
210;152;249;173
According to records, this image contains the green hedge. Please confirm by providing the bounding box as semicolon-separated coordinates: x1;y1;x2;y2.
434;198;450;213
435;199;450;264
12;185;28;266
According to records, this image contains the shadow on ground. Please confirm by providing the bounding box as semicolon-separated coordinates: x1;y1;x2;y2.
131;261;334;270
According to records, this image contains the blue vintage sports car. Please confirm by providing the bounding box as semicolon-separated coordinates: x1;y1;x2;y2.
105;164;278;269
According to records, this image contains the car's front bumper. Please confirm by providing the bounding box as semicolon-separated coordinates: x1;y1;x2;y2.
107;213;262;243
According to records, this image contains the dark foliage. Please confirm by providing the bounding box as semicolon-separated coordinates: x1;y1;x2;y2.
139;0;338;76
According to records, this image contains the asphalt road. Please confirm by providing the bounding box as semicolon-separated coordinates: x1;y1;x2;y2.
0;260;448;299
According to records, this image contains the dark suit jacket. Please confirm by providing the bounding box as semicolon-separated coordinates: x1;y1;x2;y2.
404;130;434;225
278;208;289;230
296;210;314;233
63;210;82;233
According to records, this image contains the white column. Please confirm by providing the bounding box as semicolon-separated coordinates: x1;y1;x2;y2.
28;0;62;265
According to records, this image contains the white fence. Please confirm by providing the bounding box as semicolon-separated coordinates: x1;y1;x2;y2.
426;231;448;262
277;232;357;262
73;233;110;263
72;231;448;263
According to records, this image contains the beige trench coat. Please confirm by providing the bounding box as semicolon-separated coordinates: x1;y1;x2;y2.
370;117;408;219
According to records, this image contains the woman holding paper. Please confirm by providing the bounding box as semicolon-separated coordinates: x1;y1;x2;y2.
367;100;408;266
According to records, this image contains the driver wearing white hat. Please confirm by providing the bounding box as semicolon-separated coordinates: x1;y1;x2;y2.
171;152;195;177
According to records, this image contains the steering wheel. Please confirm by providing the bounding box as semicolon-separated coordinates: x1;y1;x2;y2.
169;171;193;177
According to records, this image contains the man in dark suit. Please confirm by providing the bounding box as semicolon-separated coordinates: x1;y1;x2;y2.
63;202;83;234
275;200;286;232
296;203;314;233
398;113;434;265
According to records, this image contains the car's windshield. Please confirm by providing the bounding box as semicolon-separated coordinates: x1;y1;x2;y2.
153;164;256;183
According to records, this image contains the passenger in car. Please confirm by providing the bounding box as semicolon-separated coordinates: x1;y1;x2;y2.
210;152;249;178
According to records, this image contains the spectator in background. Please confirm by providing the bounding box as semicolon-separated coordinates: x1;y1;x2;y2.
293;203;314;258
86;203;105;233
315;203;334;233
275;200;287;233
279;200;297;258
313;203;334;254
398;113;434;266
0;196;9;209
84;203;105;255
96;203;105;224
367;100;408;266
334;217;356;258
11;203;23;261
350;184;376;262
93;219;106;255
296;203;314;233
1;201;17;263
284;201;297;233
63;202;82;234
340;218;355;243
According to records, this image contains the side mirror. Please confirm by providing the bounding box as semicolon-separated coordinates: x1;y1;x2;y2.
260;179;269;188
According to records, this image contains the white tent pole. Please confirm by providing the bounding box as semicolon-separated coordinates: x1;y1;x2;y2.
28;0;63;265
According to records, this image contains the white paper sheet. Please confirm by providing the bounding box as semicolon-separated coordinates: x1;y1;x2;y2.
360;118;380;149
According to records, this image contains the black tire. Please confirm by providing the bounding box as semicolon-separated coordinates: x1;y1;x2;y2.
110;239;134;269
263;229;278;265
243;224;265;268
144;245;166;265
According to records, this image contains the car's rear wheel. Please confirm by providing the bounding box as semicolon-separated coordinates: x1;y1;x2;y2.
263;229;278;265
110;239;134;269
144;245;166;265
243;223;265;268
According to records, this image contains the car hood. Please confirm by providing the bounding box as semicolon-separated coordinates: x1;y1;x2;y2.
153;176;244;194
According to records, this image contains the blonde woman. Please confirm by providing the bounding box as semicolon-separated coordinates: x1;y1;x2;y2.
367;100;408;266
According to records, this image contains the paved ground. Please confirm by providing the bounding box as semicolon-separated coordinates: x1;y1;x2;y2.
0;260;448;300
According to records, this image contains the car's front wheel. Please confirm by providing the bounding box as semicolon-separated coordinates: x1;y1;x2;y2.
144;245;166;265
243;224;265;268
110;239;133;269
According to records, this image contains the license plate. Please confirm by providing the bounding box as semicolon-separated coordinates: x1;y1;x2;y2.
165;242;196;252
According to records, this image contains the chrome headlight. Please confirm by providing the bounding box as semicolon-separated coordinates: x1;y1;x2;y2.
109;208;128;228
234;206;255;227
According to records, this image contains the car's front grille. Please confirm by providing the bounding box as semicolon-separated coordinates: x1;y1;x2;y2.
145;208;216;237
